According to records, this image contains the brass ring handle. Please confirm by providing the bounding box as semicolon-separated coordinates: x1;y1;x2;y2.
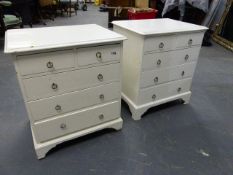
51;83;58;90
60;123;66;129
97;74;103;81
159;42;164;49
152;94;156;100
96;52;102;58
55;105;61;111
99;114;104;120
99;94;104;100
188;39;193;46
47;61;54;69
185;54;189;61
157;59;161;65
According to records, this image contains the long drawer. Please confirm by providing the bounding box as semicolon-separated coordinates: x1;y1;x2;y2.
142;47;201;71
77;44;121;66
138;78;192;105
33;101;120;143
28;82;120;121
144;32;204;52
140;62;196;88
23;63;120;101
16;49;75;76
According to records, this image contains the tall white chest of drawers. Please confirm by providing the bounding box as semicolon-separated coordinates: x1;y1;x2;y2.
4;24;125;159
113;19;207;120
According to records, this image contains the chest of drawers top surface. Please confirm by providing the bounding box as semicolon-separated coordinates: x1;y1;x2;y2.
112;18;208;36
4;24;126;54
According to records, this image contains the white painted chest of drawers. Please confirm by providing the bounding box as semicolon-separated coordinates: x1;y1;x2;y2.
113;19;207;120
4;24;125;159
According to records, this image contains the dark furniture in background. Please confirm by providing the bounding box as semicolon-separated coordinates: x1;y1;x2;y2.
0;0;23;36
39;0;57;20
59;0;78;17
9;0;35;26
107;0;135;28
149;0;157;9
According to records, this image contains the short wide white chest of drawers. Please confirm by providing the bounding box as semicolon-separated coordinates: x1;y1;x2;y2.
4;24;125;159
113;19;207;120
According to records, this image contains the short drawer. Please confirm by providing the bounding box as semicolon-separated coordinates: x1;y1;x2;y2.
174;32;204;48
142;47;201;71
28;82;120;121
16;50;75;76
140;62;196;88
138;78;192;105
77;44;121;66
33;101;120;143
144;35;173;52
23;63;120;101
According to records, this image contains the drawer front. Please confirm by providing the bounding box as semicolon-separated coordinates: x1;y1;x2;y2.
138;78;192;105
144;32;204;52
142;47;201;71
17;50;75;76
144;35;173;52
23;63;120;101
34;101;120;143
28;82;120;121
140;62;196;88
77;44;121;66
174;32;204;48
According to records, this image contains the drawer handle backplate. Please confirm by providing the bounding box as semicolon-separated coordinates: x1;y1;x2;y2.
55;105;62;111
157;59;162;65
51;83;58;90
99;114;104;120
99;94;104;100
60;123;67;130
97;74;103;81
159;42;164;49
96;52;102;62
188;39;193;46
154;77;158;83
47;61;54;69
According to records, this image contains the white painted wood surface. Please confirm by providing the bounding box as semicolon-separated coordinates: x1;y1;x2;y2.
113;19;207;120
23;63;120;101
140;62;196;88
141;47;201;71
112;18;208;36
4;24;126;53
5;24;125;159
28;82;120;122
34;101;120;143
77;44;121;66
16;49;75;75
